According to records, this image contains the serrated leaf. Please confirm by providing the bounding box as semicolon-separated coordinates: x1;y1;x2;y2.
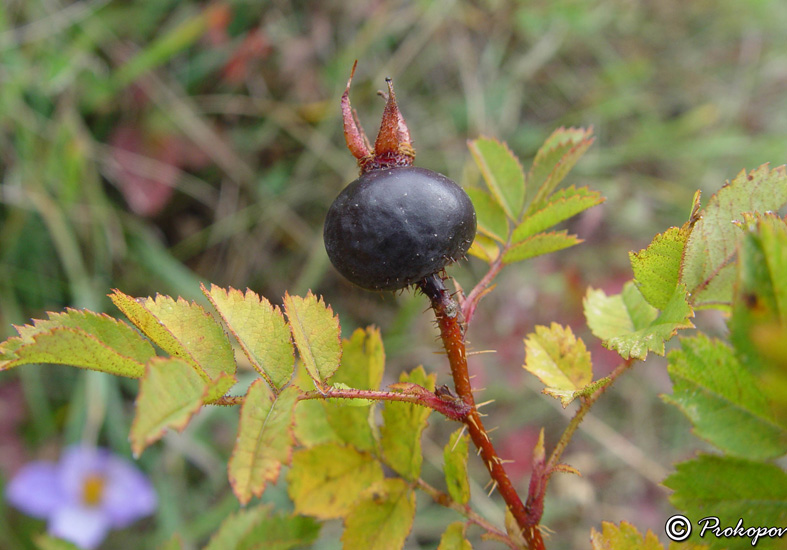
468;234;499;263
663;334;787;459
380;366;435;481
0;309;155;377
664;455;787;549
438;522;472;550
283;291;341;385
110;290;236;399
680;164;787;308
584;282;694;360
342;479;416;550
236;513;320;550
204;506;271;550
590;521;663;550
631;224;692;310
466;187;509;242
228;381;299;505
287;444;384;520
502;230;581;264
443;429;470;505
130;357;209;456
468;137;526;220
335;327;385;391
542;378;609;407
523;323;593;407
512;186;603;243
527;127;594;213
203;284;294;390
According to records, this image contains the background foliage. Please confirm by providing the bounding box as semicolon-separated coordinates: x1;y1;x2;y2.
1;1;786;549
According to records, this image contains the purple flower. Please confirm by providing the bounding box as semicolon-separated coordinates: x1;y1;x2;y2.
5;446;157;549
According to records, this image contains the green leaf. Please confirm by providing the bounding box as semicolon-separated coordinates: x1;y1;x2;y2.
342;479;416;550
204;506;270;550
584;282;694;360
236;513;320;550
466;187;509;242
664;455;787;549
203;284;294;390
523;323;594;407
438;522;472;550
443;429;470;505
502;230;582;264
630;224;691;310
663;334;787;459
380;366;435;481
110;290;236;399
680;164;787;308
512;186;603;243
130;357;209;457
288;443;384;519
33;535;82;550
527;127;594;213
0;309;154;377
228;381;299;505
590;522;663;550
468;137;526;220
283;291;341;385
335;327;385;391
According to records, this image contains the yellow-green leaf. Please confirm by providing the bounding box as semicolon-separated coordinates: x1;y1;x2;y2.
512;186;603;243
342;479;416;550
438;522;472;550
130;357;208;457
380;366;435;481
523;323;594;407
443;429;470;505
468;137;526;221
203;284;294;390
502;230;581;264
590;521;663;550
283;291;341;384
335;327;385;391
287;444;384;519
528;127;594;213
229;381;299;505
631;225;691;310
204;507;270;550
468;234;499;264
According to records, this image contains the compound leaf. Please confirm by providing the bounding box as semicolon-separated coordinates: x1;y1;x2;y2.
380;366;435;481
283;292;341;385
664;455;787;549
663;334;787;460
590;522;663;550
680;164;787;308
512;186;603;243
287;443;384;520
502;231;582;264
203;284;294;390
130;357;208;457
443;429;470;505
342;479;416;550
468;137;526;220
584;282;694;360
229;381;299;505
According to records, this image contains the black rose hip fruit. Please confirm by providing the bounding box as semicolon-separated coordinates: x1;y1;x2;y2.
324;166;476;291
324;63;476;291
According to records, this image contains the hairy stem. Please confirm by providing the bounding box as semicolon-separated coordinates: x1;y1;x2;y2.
418;274;544;550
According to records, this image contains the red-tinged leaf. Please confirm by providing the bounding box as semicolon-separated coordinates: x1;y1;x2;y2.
590;521;663;550
203;284;294;390
502;230;582;264
283;291;341;384
342;479;416;550
130;357;208;457
468;137;526;220
528;127;594;213
229;381;299;505
287;444;384;519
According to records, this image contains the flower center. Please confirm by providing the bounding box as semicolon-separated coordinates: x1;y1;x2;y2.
82;474;106;507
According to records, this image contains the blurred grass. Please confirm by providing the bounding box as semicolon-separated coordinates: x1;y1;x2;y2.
0;0;785;548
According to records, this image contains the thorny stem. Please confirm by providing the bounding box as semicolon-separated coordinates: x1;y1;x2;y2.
416;478;520;550
418;274;544;550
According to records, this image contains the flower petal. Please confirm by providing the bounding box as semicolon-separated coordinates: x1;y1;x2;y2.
49;505;111;550
58;446;112;502
5;461;65;518
102;454;157;527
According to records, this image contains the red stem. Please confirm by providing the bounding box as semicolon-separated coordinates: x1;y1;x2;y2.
419;275;544;550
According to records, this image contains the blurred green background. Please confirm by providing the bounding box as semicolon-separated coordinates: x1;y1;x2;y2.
1;0;785;548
